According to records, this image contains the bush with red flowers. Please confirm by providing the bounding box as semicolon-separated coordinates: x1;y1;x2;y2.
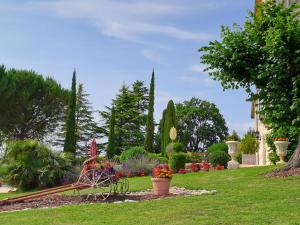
178;168;187;174
152;164;173;179
191;163;202;172
273;138;289;142
202;162;211;171
215;164;225;170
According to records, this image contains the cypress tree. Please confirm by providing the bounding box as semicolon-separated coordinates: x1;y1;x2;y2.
161;100;176;156
160;109;166;156
107;107;116;159
63;70;77;155
145;70;155;152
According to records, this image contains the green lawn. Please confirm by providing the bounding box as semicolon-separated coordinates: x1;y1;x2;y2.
1;166;300;225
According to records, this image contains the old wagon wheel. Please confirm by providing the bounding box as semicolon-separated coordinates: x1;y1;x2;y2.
84;169;113;200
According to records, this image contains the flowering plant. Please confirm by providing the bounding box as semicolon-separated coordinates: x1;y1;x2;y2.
178;168;187;174
273;138;289;142
215;164;225;170
202;162;211;171
190;163;202;172
152;164;173;179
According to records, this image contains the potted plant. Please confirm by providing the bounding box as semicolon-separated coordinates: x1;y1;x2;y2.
151;164;173;195
226;131;241;169
273;138;290;164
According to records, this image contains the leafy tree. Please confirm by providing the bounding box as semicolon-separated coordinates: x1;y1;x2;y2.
75;83;102;156
176;98;228;152
0;65;68;140
107;107;116;159
199;1;300;170
100;81;149;155
145;71;155;152
159;109;167;155
227;130;241;141
160;100;176;156
64;70;77;154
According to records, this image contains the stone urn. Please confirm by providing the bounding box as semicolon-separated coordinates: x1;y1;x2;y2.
274;141;290;164
226;141;240;169
151;178;171;195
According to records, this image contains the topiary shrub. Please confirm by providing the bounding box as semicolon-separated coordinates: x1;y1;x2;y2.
207;142;228;154
208;150;230;168
166;142;185;156
2;140;72;190
120;146;147;161
148;153;168;164
240;134;258;154
169;152;187;172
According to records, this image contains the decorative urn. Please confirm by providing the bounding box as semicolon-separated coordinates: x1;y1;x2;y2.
274;140;290;164
226;141;240;169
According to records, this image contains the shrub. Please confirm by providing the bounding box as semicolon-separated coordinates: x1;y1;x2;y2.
208;150;230;168
2;140;72;190
118;155;159;177
166;142;185;156
148;153;168;164
240;134;258;154
169;152;187;172
120;146;147;161
207;142;228;154
269;151;279;165
186;152;204;163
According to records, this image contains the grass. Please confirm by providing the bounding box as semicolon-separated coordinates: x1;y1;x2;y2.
1;166;300;225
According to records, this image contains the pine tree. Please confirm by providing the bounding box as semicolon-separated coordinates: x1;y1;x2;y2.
63;70;77;155
107;107;116;159
76;83;102;156
145;70;155;152
99;81;149;154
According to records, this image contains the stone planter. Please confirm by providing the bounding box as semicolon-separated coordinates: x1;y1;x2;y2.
151;178;171;195
242;154;257;165
274;141;290;164
226;141;240;169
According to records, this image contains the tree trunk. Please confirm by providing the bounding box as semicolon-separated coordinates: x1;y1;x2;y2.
278;135;300;172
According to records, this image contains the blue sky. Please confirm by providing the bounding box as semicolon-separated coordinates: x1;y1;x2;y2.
0;0;255;136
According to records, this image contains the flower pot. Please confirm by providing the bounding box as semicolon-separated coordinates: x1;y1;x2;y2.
151;178;171;195
274;141;290;164
226;141;240;169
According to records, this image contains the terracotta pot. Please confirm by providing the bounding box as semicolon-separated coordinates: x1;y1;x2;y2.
151;178;171;195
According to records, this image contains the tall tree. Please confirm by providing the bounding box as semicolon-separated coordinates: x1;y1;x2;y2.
176;98;228;152
160;109;167;155
160;100;176;156
75;83;102;156
199;1;300;170
0;65;68;140
107;107;116;159
145;71;155;152
99;81;149;154
63;70;77;154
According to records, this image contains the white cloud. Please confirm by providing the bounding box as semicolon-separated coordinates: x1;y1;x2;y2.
21;0;215;42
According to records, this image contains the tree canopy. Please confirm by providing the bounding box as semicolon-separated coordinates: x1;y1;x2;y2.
176;98;228;152
0;65;68;141
200;0;300;145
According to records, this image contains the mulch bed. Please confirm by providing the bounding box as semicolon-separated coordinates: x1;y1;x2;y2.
0;188;216;212
0;194;168;212
265;168;300;178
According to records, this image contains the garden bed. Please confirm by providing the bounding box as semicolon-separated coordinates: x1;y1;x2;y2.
0;187;216;212
265;167;300;178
